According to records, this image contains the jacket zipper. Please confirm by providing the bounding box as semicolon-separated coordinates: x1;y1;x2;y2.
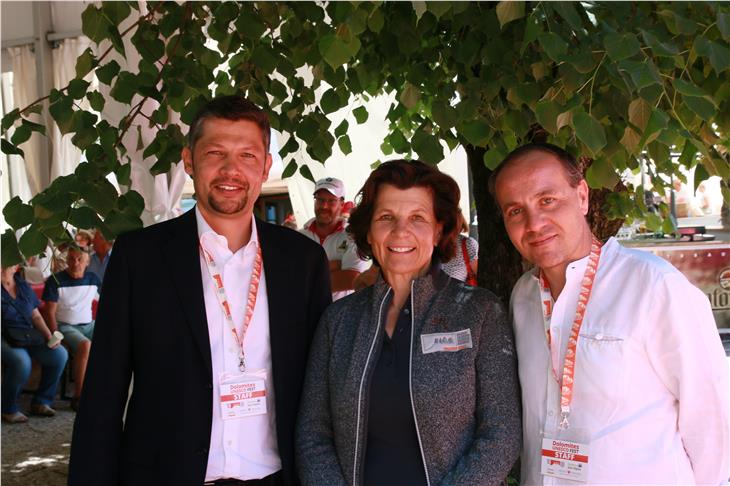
353;287;391;486
408;281;431;486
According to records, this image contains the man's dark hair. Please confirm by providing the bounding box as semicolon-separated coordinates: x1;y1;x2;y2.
347;159;462;264
487;142;583;196
187;95;270;152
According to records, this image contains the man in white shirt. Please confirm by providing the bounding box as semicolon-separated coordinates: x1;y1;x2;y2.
300;177;369;301
69;96;332;486
491;142;729;485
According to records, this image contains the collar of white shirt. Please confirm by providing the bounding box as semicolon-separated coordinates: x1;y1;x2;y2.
195;207;260;266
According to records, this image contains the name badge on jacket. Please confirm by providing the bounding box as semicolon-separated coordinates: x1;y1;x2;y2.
421;329;473;354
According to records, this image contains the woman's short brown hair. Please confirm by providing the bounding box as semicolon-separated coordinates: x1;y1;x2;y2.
347;159;462;265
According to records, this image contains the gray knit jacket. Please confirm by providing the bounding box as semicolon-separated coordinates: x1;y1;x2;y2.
296;266;521;486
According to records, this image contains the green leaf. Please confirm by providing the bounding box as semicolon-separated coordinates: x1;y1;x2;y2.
102;1;132;24
683;96;716;121
671;78;709;98
573;110;607;155
538;33;568;61
535;100;562;135
604;33;640;61
388;130;409;153
640;29;678;57
81;5;110;44
585;158;619;189
553;2;583;31
319;34;351;69
49;95;74;134
320;89;342;114
693;36;730;74
334;119;349;137
460;120;490;147
281;160;297;178
432;100;458;130
678;139;698;166
621;59;661;91
87;91;106;112
638;109;669;148
75;48;97;78
483;147;505;170
103;209;143;237
117;190;145;216
110;72;138;104
3;196;34;230
496;1;525;29
299;164;315;183
411;129;443;165
115;162;131;186
68;78;91;100
18;226;48;257
719;10;730;41
368;9;385;33
352;106;368;124
1;230;23;267
1;139;24;157
400;82;421;110
96;60;121;85
69;206;102;229
338;135;352;155
1;109;21;133
251;46;279;75
521;13;540;55
10;124;31;146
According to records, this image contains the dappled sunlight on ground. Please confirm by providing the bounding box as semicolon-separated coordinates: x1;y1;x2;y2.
1;396;73;486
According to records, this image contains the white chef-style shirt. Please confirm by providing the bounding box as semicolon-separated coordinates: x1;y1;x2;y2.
196;209;282;482
511;237;729;485
300;217;370;301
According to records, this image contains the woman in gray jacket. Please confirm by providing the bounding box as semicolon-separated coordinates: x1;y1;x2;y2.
296;160;521;486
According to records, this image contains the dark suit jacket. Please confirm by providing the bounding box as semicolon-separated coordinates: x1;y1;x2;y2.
68;209;332;486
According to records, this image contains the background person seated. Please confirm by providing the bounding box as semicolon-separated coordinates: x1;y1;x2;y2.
41;246;100;411
1;264;68;423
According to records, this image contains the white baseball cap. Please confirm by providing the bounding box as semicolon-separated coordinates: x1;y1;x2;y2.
314;177;345;199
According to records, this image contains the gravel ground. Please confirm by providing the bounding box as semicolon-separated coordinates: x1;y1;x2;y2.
1;394;74;486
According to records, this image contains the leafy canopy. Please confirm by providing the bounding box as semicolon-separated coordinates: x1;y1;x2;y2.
2;1;729;266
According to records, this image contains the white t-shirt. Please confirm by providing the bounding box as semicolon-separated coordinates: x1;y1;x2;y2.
300;218;370;301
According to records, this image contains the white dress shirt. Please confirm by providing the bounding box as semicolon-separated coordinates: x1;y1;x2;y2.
511;237;729;485
196;209;282;481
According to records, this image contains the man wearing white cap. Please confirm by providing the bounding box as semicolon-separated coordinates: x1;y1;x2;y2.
300;177;369;301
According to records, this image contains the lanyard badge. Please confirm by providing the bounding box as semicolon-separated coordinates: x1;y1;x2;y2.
201;241;263;373
538;237;602;483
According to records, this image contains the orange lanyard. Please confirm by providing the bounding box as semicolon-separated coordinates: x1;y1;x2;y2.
538;236;602;429
200;241;263;373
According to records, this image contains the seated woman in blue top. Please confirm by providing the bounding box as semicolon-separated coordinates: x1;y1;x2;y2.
1;264;68;423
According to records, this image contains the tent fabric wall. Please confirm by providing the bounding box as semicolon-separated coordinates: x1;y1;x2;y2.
7;44;43;196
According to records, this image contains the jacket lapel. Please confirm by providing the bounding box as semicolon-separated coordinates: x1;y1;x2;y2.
161;209;212;374
256;219;286;398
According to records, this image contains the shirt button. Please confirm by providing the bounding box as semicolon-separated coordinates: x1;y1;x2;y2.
404;308;410;315
548;411;554;416
206;383;213;389
595;333;604;340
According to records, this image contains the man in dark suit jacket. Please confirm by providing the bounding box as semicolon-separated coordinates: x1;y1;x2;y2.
68;96;331;486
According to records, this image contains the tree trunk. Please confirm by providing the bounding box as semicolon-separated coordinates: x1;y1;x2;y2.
465;145;524;305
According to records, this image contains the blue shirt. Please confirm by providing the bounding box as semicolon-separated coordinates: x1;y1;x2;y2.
1;274;40;330
88;251;111;282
